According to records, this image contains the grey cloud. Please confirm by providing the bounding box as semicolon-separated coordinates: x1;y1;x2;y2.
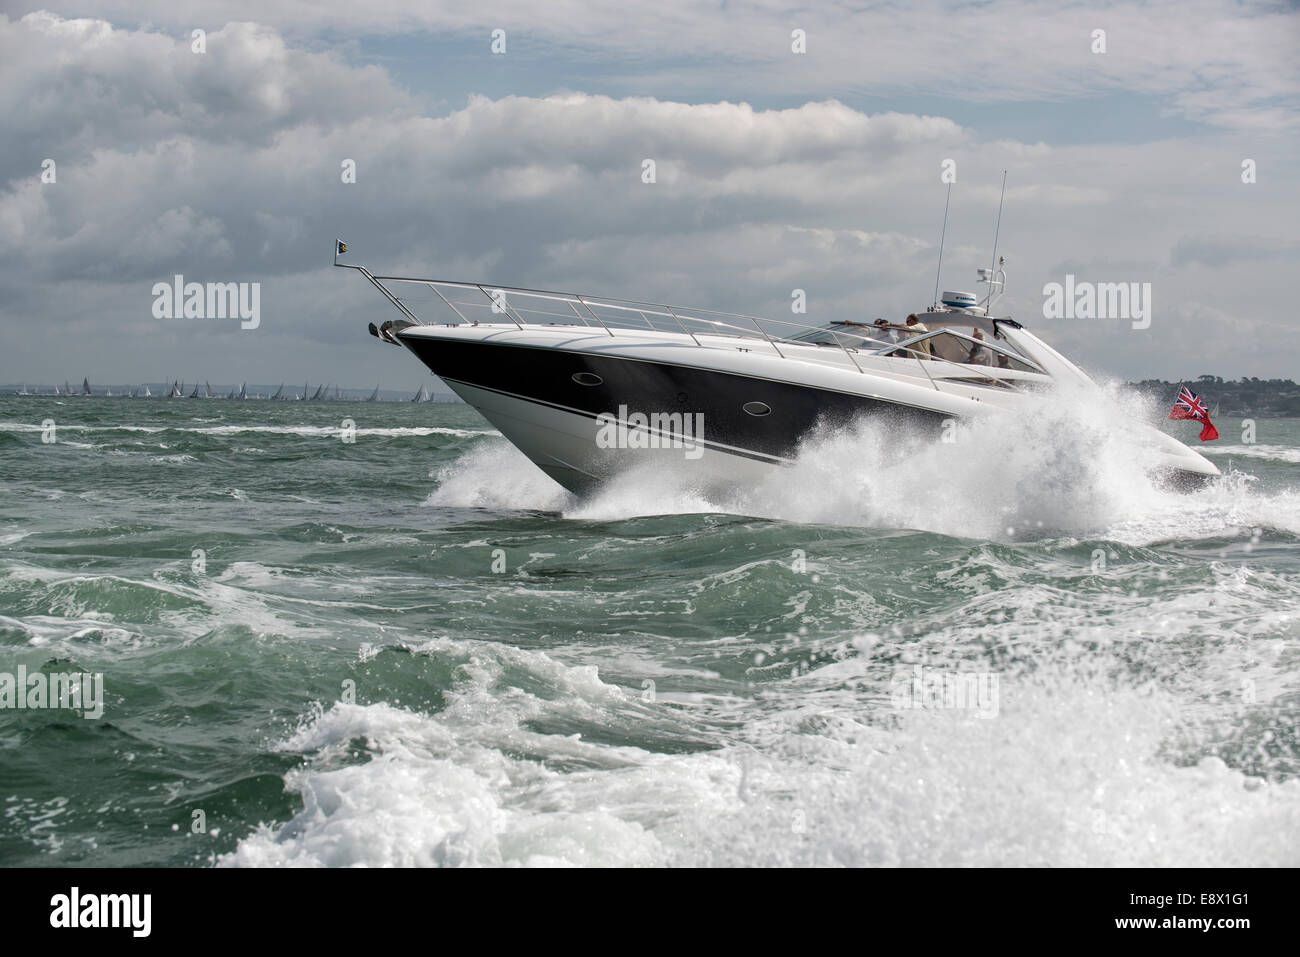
0;14;412;176
15;0;1300;130
1170;235;1300;268
1;12;1298;389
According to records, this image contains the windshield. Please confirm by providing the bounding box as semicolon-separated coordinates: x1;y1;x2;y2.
791;316;1042;373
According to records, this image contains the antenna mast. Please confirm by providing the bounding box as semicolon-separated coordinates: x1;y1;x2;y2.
932;181;952;310
985;170;1007;315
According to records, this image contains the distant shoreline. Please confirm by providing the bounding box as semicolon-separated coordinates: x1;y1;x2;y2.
4;378;1296;416
0;385;463;403
1129;378;1300;418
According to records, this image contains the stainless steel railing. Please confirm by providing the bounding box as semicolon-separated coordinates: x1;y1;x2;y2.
363;273;1043;390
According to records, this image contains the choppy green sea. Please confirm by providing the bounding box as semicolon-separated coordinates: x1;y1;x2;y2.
1;395;1298;866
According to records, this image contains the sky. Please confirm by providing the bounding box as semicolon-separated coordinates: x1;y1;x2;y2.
1;0;1298;390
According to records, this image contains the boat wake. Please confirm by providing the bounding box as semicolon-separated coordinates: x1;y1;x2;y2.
427;385;1300;543
220;636;1300;867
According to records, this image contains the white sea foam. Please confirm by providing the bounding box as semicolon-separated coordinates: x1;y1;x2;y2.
221;635;1300;868
1206;443;1300;464
425;388;1300;543
425;442;574;512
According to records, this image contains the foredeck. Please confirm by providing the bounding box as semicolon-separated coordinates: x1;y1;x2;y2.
342;262;1051;396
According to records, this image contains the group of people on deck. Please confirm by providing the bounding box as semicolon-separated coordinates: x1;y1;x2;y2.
856;314;1000;366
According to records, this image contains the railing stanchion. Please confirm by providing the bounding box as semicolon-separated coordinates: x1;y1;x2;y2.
830;329;865;373
426;282;473;326
749;317;784;359
566;299;593;328
575;295;617;337
662;305;701;346
475;284;526;330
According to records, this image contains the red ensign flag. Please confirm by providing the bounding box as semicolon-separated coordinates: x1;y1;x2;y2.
1168;386;1219;442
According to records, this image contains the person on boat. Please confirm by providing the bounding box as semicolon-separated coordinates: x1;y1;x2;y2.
966;328;993;365
828;318;877;349
898;314;932;358
872;317;902;349
873;315;930;357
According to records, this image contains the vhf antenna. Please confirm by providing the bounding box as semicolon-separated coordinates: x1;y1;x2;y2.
932;181;952;310
985;170;1007;315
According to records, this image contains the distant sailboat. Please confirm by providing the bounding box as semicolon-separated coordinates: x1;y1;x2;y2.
238;382;247;400
205;381;212;399
310;383;325;401
105;386;112;397
412;384;430;403
271;383;284;400
142;384;152;398
82;377;91;395
301;381;309;401
367;385;380;402
169;380;181;398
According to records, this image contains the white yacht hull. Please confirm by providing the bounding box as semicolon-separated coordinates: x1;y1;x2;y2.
397;323;1220;496
333;254;1219;496
443;379;780;494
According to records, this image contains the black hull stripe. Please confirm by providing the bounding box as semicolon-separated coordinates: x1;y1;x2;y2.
398;329;939;412
401;335;951;461
440;375;792;465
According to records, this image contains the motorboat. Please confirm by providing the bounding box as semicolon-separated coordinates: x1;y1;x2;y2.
336;246;1220;495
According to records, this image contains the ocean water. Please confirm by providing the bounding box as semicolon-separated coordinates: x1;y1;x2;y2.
1;392;1298;867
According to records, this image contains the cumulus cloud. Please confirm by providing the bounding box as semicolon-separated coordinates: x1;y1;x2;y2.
0;14;411;170
0;10;1296;387
15;0;1300;129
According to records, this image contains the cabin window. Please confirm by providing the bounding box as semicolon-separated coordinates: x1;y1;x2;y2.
571;372;603;386
743;401;772;416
